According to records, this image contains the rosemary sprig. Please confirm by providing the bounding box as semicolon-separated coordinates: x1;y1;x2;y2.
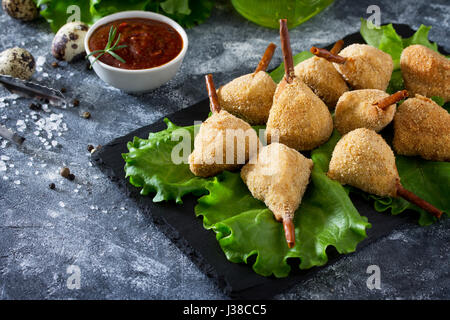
86;25;128;67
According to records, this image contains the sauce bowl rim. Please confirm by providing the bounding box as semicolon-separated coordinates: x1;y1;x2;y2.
84;10;188;73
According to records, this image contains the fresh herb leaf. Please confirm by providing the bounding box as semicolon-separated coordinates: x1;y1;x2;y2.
86;26;127;67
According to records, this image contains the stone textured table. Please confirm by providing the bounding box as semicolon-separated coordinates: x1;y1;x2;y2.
0;0;449;299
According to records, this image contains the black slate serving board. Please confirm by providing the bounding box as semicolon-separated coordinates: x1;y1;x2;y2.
92;24;446;299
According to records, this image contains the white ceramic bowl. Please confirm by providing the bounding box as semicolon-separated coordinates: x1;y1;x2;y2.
84;11;188;93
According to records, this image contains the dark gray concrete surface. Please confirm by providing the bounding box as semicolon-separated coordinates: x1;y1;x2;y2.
0;0;449;299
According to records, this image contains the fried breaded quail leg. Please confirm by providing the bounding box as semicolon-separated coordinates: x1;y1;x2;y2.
294;40;349;108
334;89;407;135
328;128;443;218
393;94;450;161
188;75;260;177
217;43;277;125
241;143;314;248
311;44;394;91
265;19;333;150
401;45;450;102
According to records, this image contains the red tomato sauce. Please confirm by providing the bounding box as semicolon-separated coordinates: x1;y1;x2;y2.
88;18;183;70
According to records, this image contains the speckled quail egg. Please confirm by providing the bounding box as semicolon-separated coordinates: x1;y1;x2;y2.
0;47;35;80
2;0;38;21
52;22;89;62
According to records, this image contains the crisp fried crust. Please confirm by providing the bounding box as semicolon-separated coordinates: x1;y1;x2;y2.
217;71;276;125
400;45;450;102
241;143;313;221
334;44;393;91
328;128;399;197
265;77;333;150
334;89;396;134
188;110;260;177
393;94;450;161
294;56;349;108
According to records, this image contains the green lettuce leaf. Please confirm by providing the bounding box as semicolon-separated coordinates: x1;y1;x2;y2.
195;131;370;276
124;119;370;276
90;0;150;21
360;18;403;69
122;119;210;204
35;0;214;32
36;0;94;32
386;69;404;94
402;25;438;52
160;0;191;16
370;156;450;226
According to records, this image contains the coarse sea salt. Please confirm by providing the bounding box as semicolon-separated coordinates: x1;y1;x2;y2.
36;56;46;66
0;160;6;171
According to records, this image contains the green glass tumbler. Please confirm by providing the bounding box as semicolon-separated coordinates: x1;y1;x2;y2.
231;0;334;29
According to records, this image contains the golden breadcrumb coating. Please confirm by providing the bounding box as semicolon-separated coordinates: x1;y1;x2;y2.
334;89;396;134
265;77;333;150
393;94;450;161
334;44;393;91
400;45;450;102
189;110;260;177
328;128;399;197
241;143;313;221
294;56;349;108
216;71;276;125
